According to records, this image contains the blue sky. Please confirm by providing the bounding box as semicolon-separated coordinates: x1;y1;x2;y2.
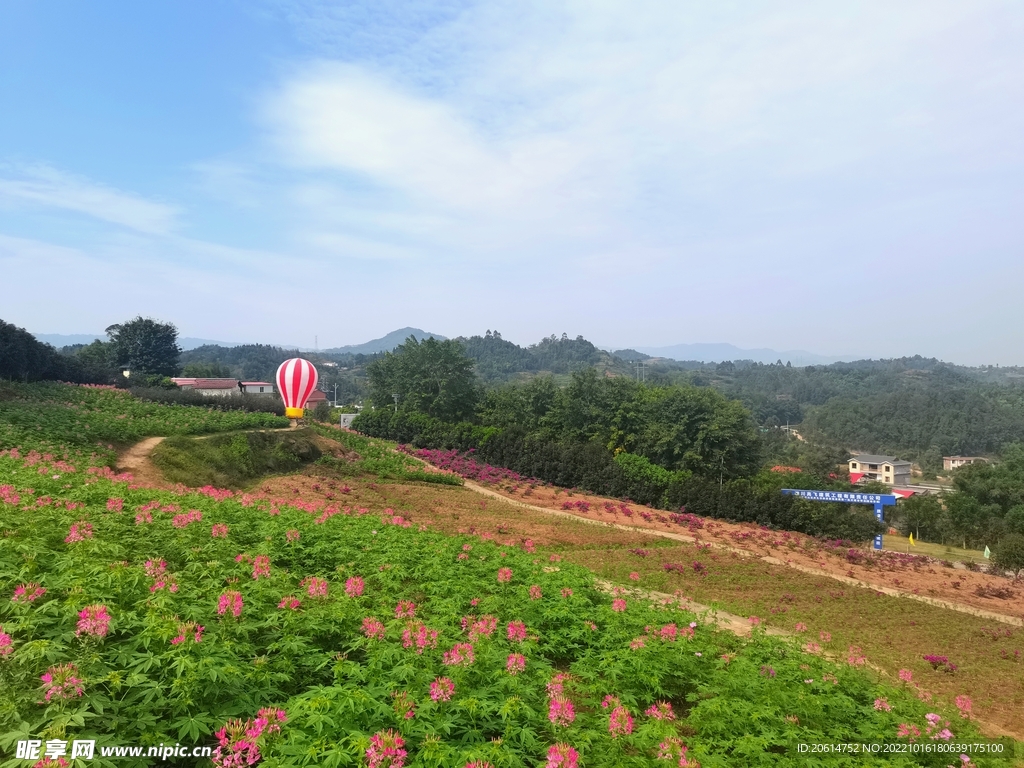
1;1;1022;364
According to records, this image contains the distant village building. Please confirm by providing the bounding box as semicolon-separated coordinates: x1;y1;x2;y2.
239;381;274;394
943;456;987;471
170;378;239;397
339;413;358;428
848;454;911;486
305;390;328;409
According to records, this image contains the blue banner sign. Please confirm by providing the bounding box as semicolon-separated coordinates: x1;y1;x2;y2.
781;489;895;506
782;489;897;550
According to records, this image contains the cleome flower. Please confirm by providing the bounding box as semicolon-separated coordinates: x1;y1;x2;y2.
76;604;111;638
443;642;475;667
12;583;47;603
506;652;526;675
40;663;84;702
430;676;455;702
366;729;406;768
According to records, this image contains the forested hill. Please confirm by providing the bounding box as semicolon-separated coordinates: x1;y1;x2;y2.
457;331;625;380
688;357;1024;467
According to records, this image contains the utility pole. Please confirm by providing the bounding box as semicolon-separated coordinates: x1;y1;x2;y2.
634;360;647;383
333;383;338;406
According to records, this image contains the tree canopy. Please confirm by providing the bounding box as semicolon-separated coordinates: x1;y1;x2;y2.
366;336;478;421
105;317;181;378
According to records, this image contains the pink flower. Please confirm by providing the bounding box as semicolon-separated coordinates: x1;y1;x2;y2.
252;555;271;580
874;698;892;712
362;616;386;640
106;498;124;512
955;695;972;718
749;615;761;626
898;668;913;683
507;620;527;642
443;642;475;666
302;576;328;598
548;697;576;726
211;717;262;768
545;743;579;768
464;615;497;640
395;600;416;618
794;622;807;632
506;652;526;675
608;705;634;738
628;572;640;581
497;567;513;583
847;646;866;665
217;590;243;618
897;723;921;740
611;598;627;612
134;511;153;525
171;620;204;646
645;701;675;720
430;676;455;702
12;583;46;603
804;641;821;653
529;585;542;600
76;604;111;638
561;588;573;598
64;520;94;543
40;663;84;701
630;637;646;650
172;509;203;528
345;577;365;598
547;673;571;698
286;529;300;542
278;596;301;610
0;625;13;657
364;729;407;768
819;631;832;643
211;523;229;538
401;622;439;654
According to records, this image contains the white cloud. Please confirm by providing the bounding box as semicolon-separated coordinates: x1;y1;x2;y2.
0;165;179;235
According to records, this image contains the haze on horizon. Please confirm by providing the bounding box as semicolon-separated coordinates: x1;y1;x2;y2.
1;2;1022;366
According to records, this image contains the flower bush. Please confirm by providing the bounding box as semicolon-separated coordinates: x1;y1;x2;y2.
0;397;1001;768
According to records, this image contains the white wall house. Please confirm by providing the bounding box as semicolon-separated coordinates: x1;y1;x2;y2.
240;381;274;394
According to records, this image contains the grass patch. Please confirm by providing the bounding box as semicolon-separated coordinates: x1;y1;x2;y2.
150;428;323;487
310;423;463;486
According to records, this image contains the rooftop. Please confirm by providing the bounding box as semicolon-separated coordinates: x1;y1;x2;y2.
849;454;911;466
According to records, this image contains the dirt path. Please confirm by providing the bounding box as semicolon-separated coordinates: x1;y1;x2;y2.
461;480;1024;627
116;436;172;487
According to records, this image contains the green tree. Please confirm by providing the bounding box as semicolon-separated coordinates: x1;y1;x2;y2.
992;533;1024;577
366;336;478;421
182;361;232;378
106;317;182;378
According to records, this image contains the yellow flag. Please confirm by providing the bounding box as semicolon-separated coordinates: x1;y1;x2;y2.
909;533;916;546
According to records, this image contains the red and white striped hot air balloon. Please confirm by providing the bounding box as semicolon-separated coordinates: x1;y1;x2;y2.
276;358;319;420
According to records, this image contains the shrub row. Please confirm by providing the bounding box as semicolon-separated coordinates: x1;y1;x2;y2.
353;412;883;542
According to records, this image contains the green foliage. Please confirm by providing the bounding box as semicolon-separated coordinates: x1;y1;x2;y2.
0;382;288;465
366;336;479;421
105;317;182;378
0;452;992;767
129;387;285;415
992;533;1024;576
182;361;233;378
150;429;322;488
308;424;463;487
0;320;99;383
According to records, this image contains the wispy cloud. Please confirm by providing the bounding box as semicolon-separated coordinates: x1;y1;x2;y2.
0;165;179;235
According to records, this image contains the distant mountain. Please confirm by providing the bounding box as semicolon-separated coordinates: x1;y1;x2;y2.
34;333;246;351
322;327;447;356
622;343;852;367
